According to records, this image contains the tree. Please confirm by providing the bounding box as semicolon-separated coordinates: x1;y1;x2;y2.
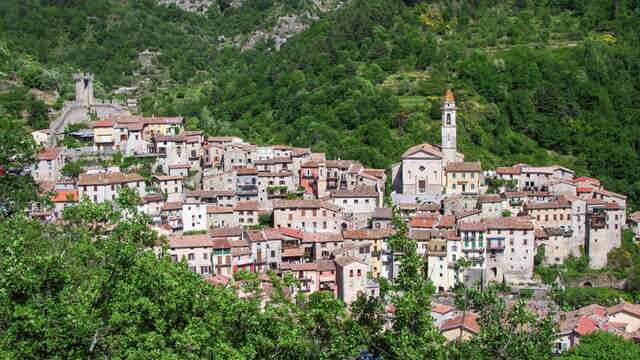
561;331;640;360
0;116;41;217
453;284;557;359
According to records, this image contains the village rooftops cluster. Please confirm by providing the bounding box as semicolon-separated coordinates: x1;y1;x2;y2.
27;90;638;353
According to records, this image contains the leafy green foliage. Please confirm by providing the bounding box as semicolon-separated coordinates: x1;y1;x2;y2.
561;331;640;360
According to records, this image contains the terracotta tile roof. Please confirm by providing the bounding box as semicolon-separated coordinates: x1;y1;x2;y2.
343;228;395;240
168;163;190;169
38;147;62;161
575;177;601;186
143;116;183;125
154;175;184;182
437;215;456;228
576;187;593;193
212;238;231;249
372;207;392;219
628;211;640;223
521;166;554;174
281;262;317;271
92;120;113;128
331;186;378;198
496;166;521;175
605;202;621;210
457;209;481;219
446;161;481;172
408;229;431;241
78;172;144;186
234;201;259;212
236;167;258;175
210;227;243;238
301;160;320;168
278;227;305;239
207;136;241;142
574;316;599;336
232;247;251;257
254;157;293;165
431;301;455;314
478;195;502;203
142;194;163;203
608;302;640;318
443;89;455;103
187;190;232;198
168;234;211;248
459;222;487;231
205;274;231;285
484;217;534;230
595;188;627;200
273;200;342;212
441;313;480;334
257;171;292;177
246;228;283;242
332;242;370;256
162;201;183;211
524;200;571;210
302;232;343;243
316;259;336;272
333;255;367;267
446;229;461;241
362;168;386;178
51;190;78;203
154;134;187;142
409;217;435;229
206;206;233;214
282;247;305;258
402;143;442;159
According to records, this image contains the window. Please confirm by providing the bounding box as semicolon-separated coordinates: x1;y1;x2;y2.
349;270;354;277
323;221;327;229
203;253;208;260
188;253;195;260
357;269;361;277
446;113;452;125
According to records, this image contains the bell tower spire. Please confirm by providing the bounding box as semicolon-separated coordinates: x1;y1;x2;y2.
441;89;457;168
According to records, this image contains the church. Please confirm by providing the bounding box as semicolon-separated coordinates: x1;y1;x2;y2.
391;89;465;203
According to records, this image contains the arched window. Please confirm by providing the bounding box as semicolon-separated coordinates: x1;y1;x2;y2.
446;113;452;125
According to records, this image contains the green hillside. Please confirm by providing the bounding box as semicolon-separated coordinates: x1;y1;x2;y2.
1;0;640;207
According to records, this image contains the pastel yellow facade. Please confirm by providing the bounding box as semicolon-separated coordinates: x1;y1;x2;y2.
441;328;476;341
446;171;480;194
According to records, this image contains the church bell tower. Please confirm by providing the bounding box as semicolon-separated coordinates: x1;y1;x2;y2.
441;89;457;168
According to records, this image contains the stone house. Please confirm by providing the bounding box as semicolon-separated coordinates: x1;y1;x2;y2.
154;175;184;202
483;217;535;284
33;147;64;182
329;186;380;226
273;200;346;233
445;161;481;195
206;205;235;228
78;171;145;203
182;201;207;232
234;200;259;226
166;234;213;275
334;256;370;304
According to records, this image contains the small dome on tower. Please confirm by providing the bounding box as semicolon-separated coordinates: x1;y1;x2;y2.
443;89;455;103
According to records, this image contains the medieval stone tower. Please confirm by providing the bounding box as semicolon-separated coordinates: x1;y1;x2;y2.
73;73;94;107
441;89;457;168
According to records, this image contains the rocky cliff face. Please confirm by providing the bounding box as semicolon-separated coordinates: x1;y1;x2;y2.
160;0;346;50
158;0;216;13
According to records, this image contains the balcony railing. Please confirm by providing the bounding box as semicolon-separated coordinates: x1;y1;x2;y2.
237;185;258;196
486;239;505;251
510;199;524;206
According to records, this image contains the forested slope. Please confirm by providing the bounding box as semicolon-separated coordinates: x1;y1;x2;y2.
1;0;639;207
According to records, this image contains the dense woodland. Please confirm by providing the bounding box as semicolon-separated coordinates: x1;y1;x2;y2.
2;0;640;207
2;1;640;357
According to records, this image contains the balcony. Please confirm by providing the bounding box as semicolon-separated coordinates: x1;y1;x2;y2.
320;282;335;291
237;185;258;196
510;199;524;206
486;238;505;251
267;185;288;199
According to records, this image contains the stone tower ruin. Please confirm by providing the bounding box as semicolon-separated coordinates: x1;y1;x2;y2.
73;73;94;107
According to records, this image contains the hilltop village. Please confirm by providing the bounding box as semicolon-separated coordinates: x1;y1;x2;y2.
28;75;640;350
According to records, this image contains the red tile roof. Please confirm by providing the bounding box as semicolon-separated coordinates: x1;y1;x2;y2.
446;161;481;172
93;120;113;128
496;166;521;175
168;234;211;248
51;190;78;203
234;201;259;212
38;147;62;161
78;172;144;186
443;89;455;103
441;313;480;334
206;206;233;214
409;217;435;229
437;215;456;228
608;302;640;318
